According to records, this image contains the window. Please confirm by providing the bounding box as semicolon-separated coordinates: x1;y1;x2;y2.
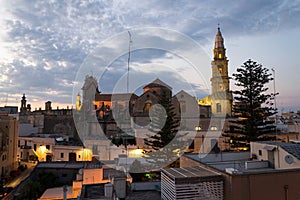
18;140;20;147
259;150;262;156
61;153;64;158
219;84;223;90
34;144;37;151
218;53;222;59
144;103;152;112
92;145;98;154
218;66;223;74
46;145;50;150
216;103;221;113
180;101;186;113
162;91;167;97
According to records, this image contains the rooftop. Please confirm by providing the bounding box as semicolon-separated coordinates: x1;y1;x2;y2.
36;162;85;169
39;186;74;199
36;161;101;169
161;166;222;184
256;141;300;160
143;78;172;90
82;184;105;199
125;190;161;200
183;152;279;175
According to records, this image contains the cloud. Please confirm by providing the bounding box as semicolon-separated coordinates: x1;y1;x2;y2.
0;0;299;107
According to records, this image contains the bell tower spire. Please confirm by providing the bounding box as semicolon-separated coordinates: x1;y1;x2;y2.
210;26;232;117
213;25;226;60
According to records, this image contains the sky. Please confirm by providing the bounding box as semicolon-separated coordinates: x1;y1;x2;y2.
0;0;300;112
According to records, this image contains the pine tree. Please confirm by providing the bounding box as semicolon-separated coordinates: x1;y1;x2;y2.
226;59;277;148
144;97;179;150
143;96;185;169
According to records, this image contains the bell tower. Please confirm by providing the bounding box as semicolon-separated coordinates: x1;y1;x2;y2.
211;26;232;117
20;94;27;113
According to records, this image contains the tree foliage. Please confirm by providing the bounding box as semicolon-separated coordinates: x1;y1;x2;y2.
227;59;277;147
144;97;180;150
21;171;62;199
142;96;184;169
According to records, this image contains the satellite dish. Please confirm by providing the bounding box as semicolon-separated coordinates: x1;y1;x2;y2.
285;155;294;164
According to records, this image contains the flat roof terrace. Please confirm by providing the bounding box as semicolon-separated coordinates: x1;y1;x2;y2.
161;166;223;184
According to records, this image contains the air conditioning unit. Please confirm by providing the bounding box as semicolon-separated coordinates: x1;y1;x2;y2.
225;168;238;174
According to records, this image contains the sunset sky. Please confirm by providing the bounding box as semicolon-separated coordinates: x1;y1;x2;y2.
0;0;299;112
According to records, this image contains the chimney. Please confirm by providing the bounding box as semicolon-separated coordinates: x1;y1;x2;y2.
45;101;52;111
63;185;67;200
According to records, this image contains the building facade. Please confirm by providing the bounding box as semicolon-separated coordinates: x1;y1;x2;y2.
19;95;81;144
0;114;18;178
18;136;92;162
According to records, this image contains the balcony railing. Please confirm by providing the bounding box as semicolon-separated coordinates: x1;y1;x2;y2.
20;145;32;149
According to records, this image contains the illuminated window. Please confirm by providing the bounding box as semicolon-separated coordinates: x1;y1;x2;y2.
144;102;152;112
218;53;222;59
211;126;218;131
218;67;223;74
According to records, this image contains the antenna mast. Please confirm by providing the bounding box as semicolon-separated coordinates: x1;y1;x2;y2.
272;68;277;140
4;93;8;106
127;31;132;93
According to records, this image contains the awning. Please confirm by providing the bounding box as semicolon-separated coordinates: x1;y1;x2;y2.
263;145;276;151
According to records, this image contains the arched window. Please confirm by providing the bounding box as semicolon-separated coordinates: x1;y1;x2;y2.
216;103;221;113
180;101;186;113
219;84;223;90
218;66;223;74
144;102;152;112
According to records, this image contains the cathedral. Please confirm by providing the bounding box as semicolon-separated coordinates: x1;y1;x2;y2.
75;26;233;150
77;26;232;118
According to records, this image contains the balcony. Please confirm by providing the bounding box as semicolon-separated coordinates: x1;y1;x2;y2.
20;145;32;149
